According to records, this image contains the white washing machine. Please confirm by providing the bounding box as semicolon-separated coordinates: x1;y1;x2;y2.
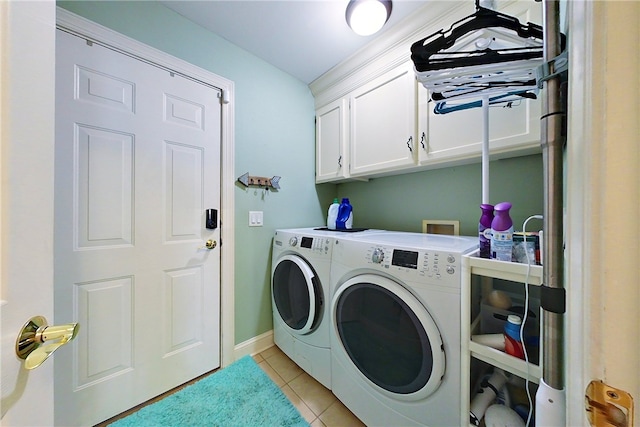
271;227;384;389
329;232;478;426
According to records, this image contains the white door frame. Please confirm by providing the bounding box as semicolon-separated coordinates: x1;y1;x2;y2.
565;0;640;424
55;8;236;369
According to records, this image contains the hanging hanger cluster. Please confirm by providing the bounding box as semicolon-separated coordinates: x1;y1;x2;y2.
409;0;566;207
410;1;564;104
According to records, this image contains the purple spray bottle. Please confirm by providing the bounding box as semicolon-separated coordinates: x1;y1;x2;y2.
491;202;514;261
478;204;494;259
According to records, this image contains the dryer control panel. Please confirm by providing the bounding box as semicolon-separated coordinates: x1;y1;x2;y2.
295;235;332;256
274;230;334;258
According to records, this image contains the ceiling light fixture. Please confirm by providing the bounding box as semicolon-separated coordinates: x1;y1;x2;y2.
345;0;393;36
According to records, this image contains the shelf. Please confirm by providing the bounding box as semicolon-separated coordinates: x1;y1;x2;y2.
469;313;541;384
461;250;543;425
465;251;544;286
468;341;541;383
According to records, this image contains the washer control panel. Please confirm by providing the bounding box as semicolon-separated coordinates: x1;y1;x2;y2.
364;245;461;286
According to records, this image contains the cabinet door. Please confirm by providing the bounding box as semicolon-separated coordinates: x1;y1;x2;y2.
316;98;349;183
349;62;416;177
417;88;541;165
416;1;542;166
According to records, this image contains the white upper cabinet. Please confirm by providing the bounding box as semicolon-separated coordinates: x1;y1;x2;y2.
416;81;541;166
316;98;349;183
349;62;416;177
415;0;543;167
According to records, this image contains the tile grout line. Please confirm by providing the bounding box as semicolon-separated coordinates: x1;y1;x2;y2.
256;350;345;426
254;353;320;425
255;346;365;427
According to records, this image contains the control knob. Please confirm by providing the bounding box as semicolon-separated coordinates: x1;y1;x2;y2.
289;236;298;247
371;248;385;264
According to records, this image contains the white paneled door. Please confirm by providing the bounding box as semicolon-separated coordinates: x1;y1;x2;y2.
54;30;221;426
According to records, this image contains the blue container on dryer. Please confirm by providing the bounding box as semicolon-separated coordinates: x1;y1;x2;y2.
336;198;353;230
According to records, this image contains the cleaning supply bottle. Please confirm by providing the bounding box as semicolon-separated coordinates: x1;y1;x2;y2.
327;198;339;230
478;204;494;259
504;314;526;359
491;201;513;261
336;198;353;230
469;369;508;425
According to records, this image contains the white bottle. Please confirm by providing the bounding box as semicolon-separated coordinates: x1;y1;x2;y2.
327;198;339;230
469;370;508;425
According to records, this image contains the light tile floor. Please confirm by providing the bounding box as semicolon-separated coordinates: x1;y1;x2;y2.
254;345;366;427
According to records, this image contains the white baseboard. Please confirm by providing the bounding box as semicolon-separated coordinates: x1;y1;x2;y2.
233;330;274;361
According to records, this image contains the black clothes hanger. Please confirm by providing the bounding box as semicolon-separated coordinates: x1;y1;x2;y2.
410;2;562;73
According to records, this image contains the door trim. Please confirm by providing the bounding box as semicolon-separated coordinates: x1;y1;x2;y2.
565;1;640;424
55;7;235;368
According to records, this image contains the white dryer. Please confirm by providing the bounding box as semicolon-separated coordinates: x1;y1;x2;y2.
329;232;477;426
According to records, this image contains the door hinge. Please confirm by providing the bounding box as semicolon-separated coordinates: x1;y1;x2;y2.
218;90;230;104
586;380;634;427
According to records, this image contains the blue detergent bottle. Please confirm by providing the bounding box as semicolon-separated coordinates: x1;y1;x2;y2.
336;198;353;230
504;314;526;359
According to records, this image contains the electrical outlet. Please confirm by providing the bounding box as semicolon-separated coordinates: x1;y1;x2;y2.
249;211;263;227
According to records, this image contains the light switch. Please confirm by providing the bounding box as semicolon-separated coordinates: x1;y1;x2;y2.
249;211;263;227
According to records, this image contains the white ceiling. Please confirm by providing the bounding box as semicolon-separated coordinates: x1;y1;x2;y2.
160;0;429;84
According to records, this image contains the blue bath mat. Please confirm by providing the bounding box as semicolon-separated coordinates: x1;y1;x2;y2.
109;355;309;427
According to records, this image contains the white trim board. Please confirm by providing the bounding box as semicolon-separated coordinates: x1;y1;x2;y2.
566;1;640;424
56;7;236;368
233;330;275;360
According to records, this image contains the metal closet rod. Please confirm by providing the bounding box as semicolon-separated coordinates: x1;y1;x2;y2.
540;0;565;391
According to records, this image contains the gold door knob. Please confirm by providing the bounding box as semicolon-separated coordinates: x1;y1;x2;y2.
198;239;217;250
16;316;79;370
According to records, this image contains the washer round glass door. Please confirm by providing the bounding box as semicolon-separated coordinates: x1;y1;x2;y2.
332;273;445;400
272;254;322;335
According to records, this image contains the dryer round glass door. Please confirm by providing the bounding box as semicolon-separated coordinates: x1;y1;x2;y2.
272;254;322;335
332;274;445;401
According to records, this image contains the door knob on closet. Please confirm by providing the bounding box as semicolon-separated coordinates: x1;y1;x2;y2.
15;316;79;370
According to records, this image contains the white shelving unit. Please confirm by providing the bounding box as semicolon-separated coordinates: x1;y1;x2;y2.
461;251;543;425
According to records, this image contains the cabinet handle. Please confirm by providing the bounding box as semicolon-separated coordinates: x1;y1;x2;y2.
420;132;426;150
338;155;342;168
406;136;413;153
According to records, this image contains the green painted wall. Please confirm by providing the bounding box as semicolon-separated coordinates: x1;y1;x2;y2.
336;154;544;236
56;1;544;348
